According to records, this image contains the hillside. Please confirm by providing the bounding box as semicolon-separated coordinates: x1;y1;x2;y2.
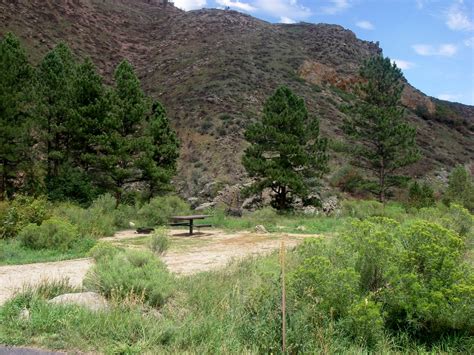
1;0;473;199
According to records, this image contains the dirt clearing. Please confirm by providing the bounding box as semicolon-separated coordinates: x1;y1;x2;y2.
0;229;318;305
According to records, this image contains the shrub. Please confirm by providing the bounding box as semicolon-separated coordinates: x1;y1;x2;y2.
291;216;474;344
341;199;384;219
407;181;435;209
88;242;122;262
18;217;81;251
0;195;50;239
343;299;384;348
149;228;170;255
137;195;190;227
382;220;473;335
54;195;116;238
443;165;474;212
330;165;363;193
84;250;174;307
417;204;473;239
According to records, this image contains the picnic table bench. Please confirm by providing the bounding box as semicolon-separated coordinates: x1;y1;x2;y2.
169;214;211;235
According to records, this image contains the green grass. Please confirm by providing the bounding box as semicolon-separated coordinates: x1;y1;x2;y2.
0;238;94;266
207;207;347;235
1;247;472;353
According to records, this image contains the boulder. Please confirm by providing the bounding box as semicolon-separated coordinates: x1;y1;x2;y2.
255;225;268;233
226;207;243;217
195;201;216;211
322;196;340;216
48;292;108;312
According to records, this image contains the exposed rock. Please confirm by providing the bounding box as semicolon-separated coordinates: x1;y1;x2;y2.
187;197;200;209
322;196;340;215
212;183;243;208
299;60;360;91
195;202;216;211
199;182;219;199
225;207;243;217
48;292;108;312
19;308;30;321
296;225;306;231
302;206;319;216
255;225;268;233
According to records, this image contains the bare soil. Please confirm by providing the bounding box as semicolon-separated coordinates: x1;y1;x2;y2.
0;229;317;305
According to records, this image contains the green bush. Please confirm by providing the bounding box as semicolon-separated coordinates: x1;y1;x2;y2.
54;194;117;238
149;228;170;255
330;165;363;193
382;220;473;335
291;216;474;345
341;199;384;219
88;242;122;262
407;181;435;209
84;249;175;307
18;217;81;251
443;165;474;212
137;195;190;227
343;299;384;348
0;195;50;239
417;204;473;239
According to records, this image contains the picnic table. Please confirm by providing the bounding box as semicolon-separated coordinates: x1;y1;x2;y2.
169;214;211;235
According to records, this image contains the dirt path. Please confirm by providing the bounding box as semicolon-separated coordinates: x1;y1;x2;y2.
0;229;317;305
0;259;93;305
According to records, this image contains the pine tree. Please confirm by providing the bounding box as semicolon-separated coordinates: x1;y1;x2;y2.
0;33;36;199
36;43;77;193
140;101;180;198
242;86;328;210
343;56;420;203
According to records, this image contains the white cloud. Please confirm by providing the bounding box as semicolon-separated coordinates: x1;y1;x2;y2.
356;20;374;30
412;43;458;56
445;1;474;31
464;36;474;47
320;0;351;15
416;0;425;9
174;0;206;10
437;93;462;101
254;0;312;21
392;59;415;70
280;16;297;24
216;0;256;12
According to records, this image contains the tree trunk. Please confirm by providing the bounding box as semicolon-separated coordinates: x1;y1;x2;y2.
0;160;6;201
277;185;287;210
379;161;385;204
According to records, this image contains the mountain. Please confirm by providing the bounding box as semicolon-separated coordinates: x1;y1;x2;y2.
1;0;473;198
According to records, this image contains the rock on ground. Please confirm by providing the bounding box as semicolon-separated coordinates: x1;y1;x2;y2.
47;292;108;312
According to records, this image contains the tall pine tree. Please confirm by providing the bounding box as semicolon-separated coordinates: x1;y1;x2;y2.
92;60;179;203
0;33;36;199
243;86;328;210
343;56;420;203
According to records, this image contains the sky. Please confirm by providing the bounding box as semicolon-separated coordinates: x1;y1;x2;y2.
172;0;474;105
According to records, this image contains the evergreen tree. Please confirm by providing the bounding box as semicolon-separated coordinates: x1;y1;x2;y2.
242;86;328;210
407;180;435;209
0;33;37;199
140;101;180;198
443;165;474;212
48;58;108;203
343;56;420;203
92;60;178;204
36;43;77;193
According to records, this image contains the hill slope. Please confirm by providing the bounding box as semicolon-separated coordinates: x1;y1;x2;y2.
1;0;473;198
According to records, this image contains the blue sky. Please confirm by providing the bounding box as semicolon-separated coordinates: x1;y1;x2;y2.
173;0;474;105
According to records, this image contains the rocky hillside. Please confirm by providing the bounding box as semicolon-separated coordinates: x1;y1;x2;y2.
1;0;473;198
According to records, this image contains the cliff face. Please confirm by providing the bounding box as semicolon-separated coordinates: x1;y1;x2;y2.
1;0;472;197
